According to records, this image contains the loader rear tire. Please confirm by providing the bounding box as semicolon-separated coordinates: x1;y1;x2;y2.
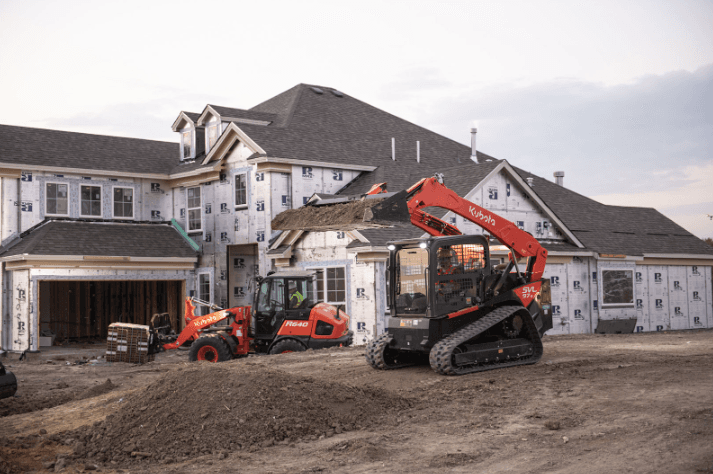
269;339;306;354
188;335;232;363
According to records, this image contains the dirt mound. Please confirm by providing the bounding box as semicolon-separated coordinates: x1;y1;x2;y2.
271;197;389;232
0;379;119;418
70;363;413;466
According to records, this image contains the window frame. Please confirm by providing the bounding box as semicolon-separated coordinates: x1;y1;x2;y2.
44;181;69;217
600;267;635;309
205;121;220;152
235;172;248;209
197;272;212;316
111;186;134;219
180;127;194;160
79;184;103;218
307;266;347;305
186;185;202;233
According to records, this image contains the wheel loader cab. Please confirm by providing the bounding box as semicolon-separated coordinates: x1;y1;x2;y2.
252;273;317;341
389;235;492;319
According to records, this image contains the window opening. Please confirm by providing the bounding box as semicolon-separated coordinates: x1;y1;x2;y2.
235;173;247;207
46;182;68;215
187;186;201;232
601;269;634;307
80;185;102;217
113;187;133;218
198;273;211;316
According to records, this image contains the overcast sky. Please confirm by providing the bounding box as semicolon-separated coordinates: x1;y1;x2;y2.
1;0;711;239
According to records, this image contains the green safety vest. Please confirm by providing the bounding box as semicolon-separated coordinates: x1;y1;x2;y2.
290;290;304;304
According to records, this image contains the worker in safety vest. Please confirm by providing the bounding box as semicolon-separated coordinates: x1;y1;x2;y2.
288;281;305;309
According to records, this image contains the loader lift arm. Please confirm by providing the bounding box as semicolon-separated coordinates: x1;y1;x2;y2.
379;175;548;282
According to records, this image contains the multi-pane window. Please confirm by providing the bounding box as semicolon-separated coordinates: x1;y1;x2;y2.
181;130;193;159
80;185;102;217
46;183;68;215
113;187;133;218
310;267;346;304
198;273;211;316
187;186;201;232
235;173;247;207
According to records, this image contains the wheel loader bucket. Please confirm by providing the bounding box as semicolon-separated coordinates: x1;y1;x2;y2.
271;190;411;232
0;361;17;400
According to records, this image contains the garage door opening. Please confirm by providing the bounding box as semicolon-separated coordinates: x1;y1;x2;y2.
39;280;185;342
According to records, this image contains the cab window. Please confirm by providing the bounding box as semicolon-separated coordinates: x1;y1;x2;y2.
287;279;312;309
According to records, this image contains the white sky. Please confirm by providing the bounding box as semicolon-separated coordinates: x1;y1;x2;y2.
1;0;712;239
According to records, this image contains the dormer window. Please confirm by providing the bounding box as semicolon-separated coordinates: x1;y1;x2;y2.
181;129;194;160
206;121;220;152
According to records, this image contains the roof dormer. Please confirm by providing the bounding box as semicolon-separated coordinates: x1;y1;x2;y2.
171;111;205;161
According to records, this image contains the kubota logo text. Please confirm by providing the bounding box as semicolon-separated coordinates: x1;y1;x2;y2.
468;207;495;226
285;321;309;328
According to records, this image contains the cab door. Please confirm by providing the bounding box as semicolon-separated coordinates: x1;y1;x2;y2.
253;278;287;338
285;278;313;321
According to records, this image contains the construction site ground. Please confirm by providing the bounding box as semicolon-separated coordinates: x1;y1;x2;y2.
1;329;712;474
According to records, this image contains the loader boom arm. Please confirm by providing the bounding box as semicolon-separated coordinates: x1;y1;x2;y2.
403;177;548;282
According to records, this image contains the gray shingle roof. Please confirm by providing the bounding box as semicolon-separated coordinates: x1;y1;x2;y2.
0;220;198;259
0;124;179;174
244;84;475;167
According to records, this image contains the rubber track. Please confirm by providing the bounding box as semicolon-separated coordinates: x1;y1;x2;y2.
429;305;544;375
365;333;417;370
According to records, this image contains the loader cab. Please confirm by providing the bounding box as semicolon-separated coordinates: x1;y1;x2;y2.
252;271;317;341
387;235;492;319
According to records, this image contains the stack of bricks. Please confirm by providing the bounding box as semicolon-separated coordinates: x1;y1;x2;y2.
106;323;155;364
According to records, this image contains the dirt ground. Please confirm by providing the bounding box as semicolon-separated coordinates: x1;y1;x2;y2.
1;330;712;474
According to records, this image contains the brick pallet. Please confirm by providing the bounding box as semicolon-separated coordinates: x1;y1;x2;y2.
106;323;155;364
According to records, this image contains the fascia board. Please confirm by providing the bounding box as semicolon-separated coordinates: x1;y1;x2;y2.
171;112;196;132
500;161;585;249
348;230;370;243
537;250;596;257
642;253;713;260
0;254;197;263
0;162;221;181
201;123;266;165
0;163;170;180
248;156;377;172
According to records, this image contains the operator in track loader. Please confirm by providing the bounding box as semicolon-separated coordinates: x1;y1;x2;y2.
271;174;553;376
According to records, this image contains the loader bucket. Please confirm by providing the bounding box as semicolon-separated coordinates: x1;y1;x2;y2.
271;190;411;232
0;361;17;400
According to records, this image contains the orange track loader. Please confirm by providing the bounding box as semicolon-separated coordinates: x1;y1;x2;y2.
272;174;552;375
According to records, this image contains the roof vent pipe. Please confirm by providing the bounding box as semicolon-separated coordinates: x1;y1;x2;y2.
526;177;534;187
416;141;420;163
470;128;478;163
392;138;395;161
554;171;565;186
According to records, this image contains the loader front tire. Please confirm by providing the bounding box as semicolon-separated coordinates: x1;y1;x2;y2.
269;339;306;354
189;335;232;363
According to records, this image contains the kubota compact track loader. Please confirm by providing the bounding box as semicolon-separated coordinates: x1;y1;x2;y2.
272;175;552;375
144;270;353;362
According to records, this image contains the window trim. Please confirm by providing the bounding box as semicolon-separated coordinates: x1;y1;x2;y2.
234;172;248;209
600;267;636;309
44;181;69;217
79;184;103;218
186;185;202;233
111;186;134;220
306;266;347;305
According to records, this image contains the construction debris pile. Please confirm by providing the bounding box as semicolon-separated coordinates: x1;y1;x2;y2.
271;197;388;232
66;362;412;466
